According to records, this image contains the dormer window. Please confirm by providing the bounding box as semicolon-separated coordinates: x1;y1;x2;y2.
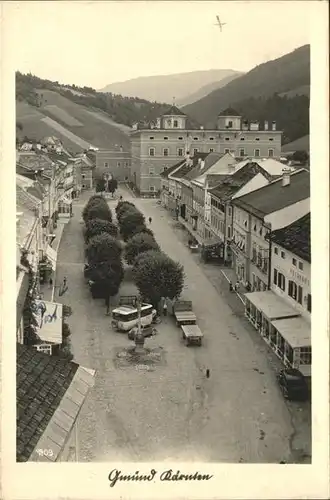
173;120;178;128
227;121;233;128
149;136;154;140
166;120;171;126
269;138;274;141
240;137;245;141
209;137;214;141
255;138;260;141
225;137;230;141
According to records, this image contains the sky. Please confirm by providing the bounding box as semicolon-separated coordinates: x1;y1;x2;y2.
5;1;312;89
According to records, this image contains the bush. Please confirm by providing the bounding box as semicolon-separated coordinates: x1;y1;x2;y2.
84;218;118;243
87;233;122;265
125;232;160;265
132;250;185;307
119;210;146;241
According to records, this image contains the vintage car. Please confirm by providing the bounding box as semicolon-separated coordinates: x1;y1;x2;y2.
276;368;309;401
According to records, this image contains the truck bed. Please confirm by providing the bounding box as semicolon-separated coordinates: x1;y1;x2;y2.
174;311;196;322
181;324;203;338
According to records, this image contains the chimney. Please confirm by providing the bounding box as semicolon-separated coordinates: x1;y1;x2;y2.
282;168;291;187
120;145;123;152
242;120;249;131
264;121;269;131
272;121;276;131
198;158;202;165
250;121;259;131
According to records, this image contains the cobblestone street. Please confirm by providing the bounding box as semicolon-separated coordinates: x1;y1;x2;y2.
54;188;311;463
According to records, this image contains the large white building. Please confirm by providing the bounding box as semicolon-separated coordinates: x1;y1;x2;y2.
131;106;282;196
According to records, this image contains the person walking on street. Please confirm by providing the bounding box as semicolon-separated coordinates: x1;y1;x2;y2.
234;281;240;292
163;301;168;316
105;295;110;316
49;277;53;288
206;368;210;379
148;217;152;224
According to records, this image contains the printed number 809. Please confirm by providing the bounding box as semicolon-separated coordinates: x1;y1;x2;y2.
36;449;54;457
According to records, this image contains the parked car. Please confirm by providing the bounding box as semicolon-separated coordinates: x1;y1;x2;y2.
276;368;309;401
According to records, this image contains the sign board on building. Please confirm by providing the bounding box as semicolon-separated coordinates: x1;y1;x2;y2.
31;300;63;344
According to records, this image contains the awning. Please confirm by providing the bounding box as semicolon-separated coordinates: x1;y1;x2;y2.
244;291;300;321
32;300;63;344
272;316;311;349
46;244;57;268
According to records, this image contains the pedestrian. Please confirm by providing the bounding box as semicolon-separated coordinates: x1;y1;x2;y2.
119;195;123;201
229;281;233;292
105;295;110;316
163;301;168;317
234;281;240;292
148;217;152;224
206;368;210;379
49;277;53;288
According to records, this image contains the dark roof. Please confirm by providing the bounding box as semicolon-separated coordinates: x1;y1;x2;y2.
16;344;79;462
172;153;209;180
218;107;241;117
270;213;311;262
209;162;273;201
183;152;221;181
206;174;226;188
232;169;310;219
160;160;185;178
162;105;186;116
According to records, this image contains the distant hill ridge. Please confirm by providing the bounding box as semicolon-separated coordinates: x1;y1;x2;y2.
100;69;242;104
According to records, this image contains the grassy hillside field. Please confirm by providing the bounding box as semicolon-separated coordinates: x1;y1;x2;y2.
16;89;131;152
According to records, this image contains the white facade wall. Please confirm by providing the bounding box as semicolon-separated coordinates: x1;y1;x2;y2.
271;244;311;321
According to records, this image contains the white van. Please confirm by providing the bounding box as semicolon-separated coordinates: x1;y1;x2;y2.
111;303;156;332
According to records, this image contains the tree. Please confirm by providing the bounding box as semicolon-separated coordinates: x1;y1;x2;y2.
108;178;118;196
84;218;118;243
89;259;124;299
82;195;107;222
119;210;146;241
84;200;112;223
115;200;136;217
132;250;185;308
125;233;160;265
130;225;154;239
292;150;309;163
87;233;122;265
96;179;106;192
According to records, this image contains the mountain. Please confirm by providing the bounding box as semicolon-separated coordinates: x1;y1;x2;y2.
282;135;309;153
182;45;310;130
177;72;244;107
100;69;241;104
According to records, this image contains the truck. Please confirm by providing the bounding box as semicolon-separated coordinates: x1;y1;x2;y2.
172;299;196;327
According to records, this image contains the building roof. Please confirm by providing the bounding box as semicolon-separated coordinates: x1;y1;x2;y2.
209;162;273;201
191;152;238;185
17;344;95;462
183;152;221;182
17;152;55;172
16;185;40;211
232;169;310;219
160;160;185;179
218;107;241;117
171;153;209;180
162;105;186;116
270;213;311;263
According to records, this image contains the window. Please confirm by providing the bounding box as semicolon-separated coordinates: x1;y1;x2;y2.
239;148;245;157
163;148;169;157
269;138;274;141
178;137;183;140
209;137;214;141
149;148;155;157
254;149;260;157
224;148;230;153
228;121;233;128
173;120;178;128
104;162;109;168
82;174;85;179
281;251;285;259
193;137;199;141
177;148;184;156
82;184;86;188
292;258;297;266
288;280;298;300
164;136;169;140
298;261;304;271
307;294;311;312
274;247;278;255
297;285;303;304
228;206;232;216
268;149;274;157
149;167;154;175
255;138;260;141
209;148;214;153
240;137;245;141
149;136;154;140
225;137;230;141
273;268;278;285
117;162;121;167
227;226;231;238
193;148;199;154
149;186;155;191
300;347;311;366
278;273;286;291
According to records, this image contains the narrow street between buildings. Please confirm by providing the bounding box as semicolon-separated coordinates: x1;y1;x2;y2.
54;187;310;463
